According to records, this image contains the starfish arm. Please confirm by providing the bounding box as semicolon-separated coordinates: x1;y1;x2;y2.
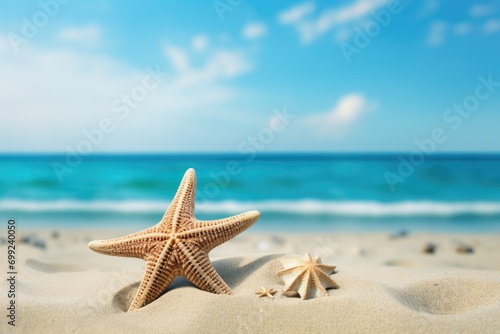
316;269;339;289
180;211;260;252
316;264;337;274
88;228;168;259
311;270;329;298
304;253;313;262
276;267;307;292
177;242;232;294
128;239;178;311
159;168;197;232
280;259;307;270
298;270;312;300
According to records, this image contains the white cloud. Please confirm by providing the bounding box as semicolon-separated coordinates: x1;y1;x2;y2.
318;0;387;26
280;0;388;44
426;16;499;44
305;93;373;136
192;34;209;52
0;37;254;152
165;45;251;88
469;4;496;18
416;0;439;19
334;28;352;42
278;2;315;24
483;19;500;33
242;23;267;40
0;36;9;53
164;46;189;71
0;48;139;151
171;48;253;89
420;4;499;44
426;20;447;46
57;24;101;47
454;22;472;35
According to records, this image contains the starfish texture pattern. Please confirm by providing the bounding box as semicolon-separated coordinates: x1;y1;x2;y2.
255;287;277;299
88;168;260;311
276;253;338;300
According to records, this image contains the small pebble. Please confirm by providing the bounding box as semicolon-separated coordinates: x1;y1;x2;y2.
283;291;300;298
390;230;409;239
456;244;474;254
20;235;46;250
271;235;285;245
422;243;436;254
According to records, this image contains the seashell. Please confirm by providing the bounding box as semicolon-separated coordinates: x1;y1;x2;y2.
276;253;338;300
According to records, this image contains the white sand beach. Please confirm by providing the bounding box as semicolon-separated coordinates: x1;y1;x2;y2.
2;230;500;334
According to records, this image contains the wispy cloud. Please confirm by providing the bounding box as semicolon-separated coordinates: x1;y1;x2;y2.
0;47;142;151
191;34;209;52
469;4;496;18
483;18;500;32
426;20;447;46
164;46;189;71
0;32;255;152
57;24;101;47
416;0;440;19
304;93;374;136
165;47;253;90
0;36;9;52
278;0;388;44
242;22;268;40
454;22;472;35
278;2;315;24
426;7;500;46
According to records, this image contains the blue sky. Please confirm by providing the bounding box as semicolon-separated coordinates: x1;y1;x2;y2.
0;0;499;153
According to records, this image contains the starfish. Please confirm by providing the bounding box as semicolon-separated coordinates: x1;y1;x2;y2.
88;168;260;311
255;287;277;299
276;253;338;300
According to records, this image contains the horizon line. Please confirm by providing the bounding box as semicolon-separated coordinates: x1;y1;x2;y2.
1;151;500;158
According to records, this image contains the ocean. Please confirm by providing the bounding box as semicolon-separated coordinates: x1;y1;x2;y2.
1;154;500;232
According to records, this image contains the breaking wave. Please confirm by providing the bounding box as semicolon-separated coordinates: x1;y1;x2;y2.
2;199;500;218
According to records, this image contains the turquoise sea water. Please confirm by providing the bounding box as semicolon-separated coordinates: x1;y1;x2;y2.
1;154;500;232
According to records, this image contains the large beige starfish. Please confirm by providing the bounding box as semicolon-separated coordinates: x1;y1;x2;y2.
88;168;260;311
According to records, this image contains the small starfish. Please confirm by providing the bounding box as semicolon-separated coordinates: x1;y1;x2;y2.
88;168;260;311
255;287;277;299
276;253;338;300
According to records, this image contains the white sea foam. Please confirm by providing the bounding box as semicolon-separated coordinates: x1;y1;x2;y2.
2;199;500;217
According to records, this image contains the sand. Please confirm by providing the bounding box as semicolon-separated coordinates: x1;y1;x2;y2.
1;230;500;334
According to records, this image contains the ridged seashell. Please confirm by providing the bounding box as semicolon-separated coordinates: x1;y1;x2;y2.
276;253;338;300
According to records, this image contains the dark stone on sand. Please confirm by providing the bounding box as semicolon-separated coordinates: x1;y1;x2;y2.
271;235;285;245
456;244;474;254
390;230;409;239
20;235;46;250
422;243;436;254
283;290;300;298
